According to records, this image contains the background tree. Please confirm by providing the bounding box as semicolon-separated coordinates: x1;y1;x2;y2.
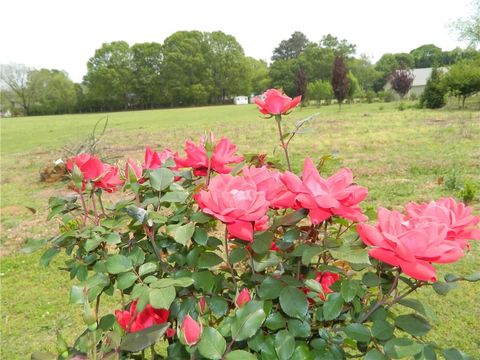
268;59;298;97
420;68;447;109
347;72;361;102
374;53;415;91
130;42;163;109
410;44;442;68
0;63;36;115
83;41;133;111
442;59;480;107
348;55;381;92
331;56;350;108
390;68;415;98
307;80;333;105
28;69;77;115
298;44;335;83
320;33;356;57
245;57;270;94
450;0;480;48
295;68;307;101
271;31;310;61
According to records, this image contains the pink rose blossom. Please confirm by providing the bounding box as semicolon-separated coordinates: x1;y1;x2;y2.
255;89;302;116
179;315;202;346
94;164;123;192
236;288;251;308
282;158;368;224
115;300;169;333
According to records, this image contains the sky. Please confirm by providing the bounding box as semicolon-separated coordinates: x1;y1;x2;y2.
1;0;473;83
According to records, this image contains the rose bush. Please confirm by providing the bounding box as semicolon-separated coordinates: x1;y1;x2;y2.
28;89;479;360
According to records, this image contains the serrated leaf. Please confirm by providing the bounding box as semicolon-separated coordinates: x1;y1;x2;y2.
365;349;388;360
464;272;480;282
225;350;257;360
149;286;176;309
229;247;248;264
344;323;371;342
105;254;133;274
117;272;137;290
279;286;308;319
174;222;195;246
432;281;458;295
198;252;224;269
384;338;423;359
341;279;360;302
120;323;169;352
139;262;158;277
252;231;274;254
151;277;194;288
443;348;472;360
149;168;175;191
275;330;295;360
323;292;344;321
259;277;284;300
198;327;226;360
231;300;266;341
161;190;188;203
372;319;394;340
395;314;431;336
398;299;436;320
40;247;60;267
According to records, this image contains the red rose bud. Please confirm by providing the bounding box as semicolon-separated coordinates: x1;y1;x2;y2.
198;297;207;314
236;288;251;308
166;328;176;338
179;315;202;346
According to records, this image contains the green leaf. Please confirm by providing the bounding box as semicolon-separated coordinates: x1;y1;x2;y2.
253;251;281;272
161;190;189;203
444;273;462;282
275;330;295;360
120;323;169;352
149;168;175;191
301;245;323;265
443;348;472;360
208;296;228;317
106;254;133;274
344;323;371;342
127;246;145;266
151;277;194;288
198;327;227;360
105;232;121;245
259;277;284;300
199;252;224;269
362;272;382;287
329;243;371;265
40;247;60;267
323;292;344;321
231;300;266;341
174;222;195;246
395;314;431;336
265;312;286;331
252;231;274;254
225;350;257;360
398;299;436;320
126;205;148;223
229;247;248;264
384;338;423;359
139;262;158;277
341;279;360;302
117;272;137;290
287;319;311;338
149;286;176;309
193;271;215;292
432;281;458;295
365;349;388;360
21;238;47;254
279;286;308;319
271;208;308;228
99;314;117;330
291;345;313;360
193;228;209;246
372;319;394;340
464;272;480;282
69;285;86;304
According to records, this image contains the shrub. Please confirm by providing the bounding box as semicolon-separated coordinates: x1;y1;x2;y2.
27;89;480;359
420;68;447;109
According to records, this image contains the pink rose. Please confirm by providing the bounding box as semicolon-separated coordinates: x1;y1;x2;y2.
195;174;269;242
235;288;251;308
304;272;340;302
406;197;480;249
242;166;295;209
94;164;123;193
357;207;465;282
179;315;202;346
67;154;104;182
255;89;302;116
282;158;368;224
175;136;243;176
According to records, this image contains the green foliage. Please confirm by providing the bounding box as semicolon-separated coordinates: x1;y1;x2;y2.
442;59;480;107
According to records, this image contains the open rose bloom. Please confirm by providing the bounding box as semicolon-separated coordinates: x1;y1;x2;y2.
255;88;302;116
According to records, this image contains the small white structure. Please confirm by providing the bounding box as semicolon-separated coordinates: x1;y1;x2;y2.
233;96;249;105
249;94;265;104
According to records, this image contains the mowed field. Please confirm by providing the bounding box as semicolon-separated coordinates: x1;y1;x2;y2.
1;101;480;358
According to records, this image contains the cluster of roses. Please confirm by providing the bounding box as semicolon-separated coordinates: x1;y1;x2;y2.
357;198;480;282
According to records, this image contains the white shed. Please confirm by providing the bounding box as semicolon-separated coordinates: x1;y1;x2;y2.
233;96;249;105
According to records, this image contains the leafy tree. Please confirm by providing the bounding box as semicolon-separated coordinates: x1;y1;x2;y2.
298;44;335;82
161;31;213;106
272;31;310;61
450;0;480;48
320;33;356;57
130;42;163;108
205;31;250;102
410;44;442;68
307;80;333;105
331;56;350;108
245;57;270;94
390;68;414;98
440;47;480;65
0;63;36;115
348;55;382;92
83;41;133;111
268;58;298;97
442;59;480;107
420;68;447;109
28;69;77;115
295;68;307;101
347;72;361;101
374;53;415;90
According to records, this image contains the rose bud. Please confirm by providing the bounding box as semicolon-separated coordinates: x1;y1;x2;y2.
178;315;202;346
235;288;251;308
198;296;207;314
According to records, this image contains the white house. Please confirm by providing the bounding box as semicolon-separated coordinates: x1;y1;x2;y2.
385;67;448;98
233;96;249;105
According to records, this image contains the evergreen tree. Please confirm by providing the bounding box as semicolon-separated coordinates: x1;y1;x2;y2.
420;68;447;109
331;56;350;108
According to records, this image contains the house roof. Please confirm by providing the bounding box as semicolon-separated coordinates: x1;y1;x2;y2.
402;67;448;87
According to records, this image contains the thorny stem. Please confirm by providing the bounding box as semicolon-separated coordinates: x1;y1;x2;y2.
358;269;401;323
224;227;238;291
97;193;106;216
90;191;100;225
275;115;292;172
79;192;89;225
386;281;424;310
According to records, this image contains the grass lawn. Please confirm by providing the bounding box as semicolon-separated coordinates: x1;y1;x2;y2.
1;100;479;358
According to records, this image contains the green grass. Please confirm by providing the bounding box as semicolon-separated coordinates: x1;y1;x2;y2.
1;101;480;358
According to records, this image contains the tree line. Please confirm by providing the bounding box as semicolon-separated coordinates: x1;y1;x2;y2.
1;29;479;116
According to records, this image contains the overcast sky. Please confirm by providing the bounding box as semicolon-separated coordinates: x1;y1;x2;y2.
1;0;473;83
